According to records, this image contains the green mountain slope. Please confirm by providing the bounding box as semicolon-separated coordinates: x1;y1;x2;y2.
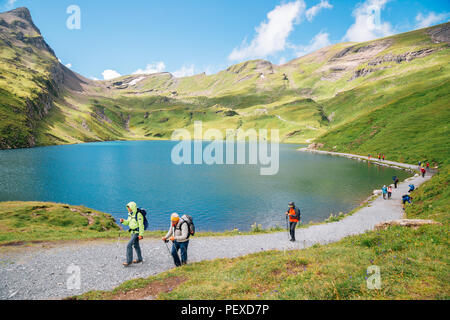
0;7;449;168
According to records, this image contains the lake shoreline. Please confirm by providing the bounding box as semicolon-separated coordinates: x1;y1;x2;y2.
0;137;307;152
0;149;423;248
297;147;422;173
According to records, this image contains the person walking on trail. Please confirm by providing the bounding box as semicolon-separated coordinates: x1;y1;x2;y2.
382;154;385;161
162;213;190;267
420;167;426;178
382;185;388;200
120;202;144;267
426;162;430;170
285;202;301;242
402;194;412;210
387;185;393;200
392;176;399;189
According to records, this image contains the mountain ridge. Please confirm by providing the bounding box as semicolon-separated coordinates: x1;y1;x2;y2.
0;7;449;166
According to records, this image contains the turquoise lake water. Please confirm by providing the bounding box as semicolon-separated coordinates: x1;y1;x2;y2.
0;141;410;231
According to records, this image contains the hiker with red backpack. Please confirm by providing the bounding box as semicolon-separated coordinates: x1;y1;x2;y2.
120;202;148;267
162;213;195;267
420;167;426;178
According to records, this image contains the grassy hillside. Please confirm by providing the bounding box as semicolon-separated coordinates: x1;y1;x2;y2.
316;52;450;166
0;202;120;244
0;8;59;148
47;23;450;148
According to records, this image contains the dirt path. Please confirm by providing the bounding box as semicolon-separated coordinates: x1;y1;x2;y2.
0;152;433;300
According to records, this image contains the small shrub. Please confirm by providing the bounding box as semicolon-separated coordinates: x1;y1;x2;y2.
251;223;263;233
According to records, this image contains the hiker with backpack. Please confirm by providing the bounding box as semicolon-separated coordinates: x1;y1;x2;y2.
285;202;301;242
387;185;393;200
420;167;426;178
162;213;195;267
402;194;412;210
382;185;388;200
392;176;399;188
120;202;148;267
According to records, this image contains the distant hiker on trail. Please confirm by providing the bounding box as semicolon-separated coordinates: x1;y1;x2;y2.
392;176;399;189
426;162;430;170
368;154;371;160
382;154;385;161
382;185;388;200
402;194;412;210
387;185;393;200
408;184;415;193
378;154;381;160
285;202;301;242
162;213;192;267
420;167;426;178
120;202;146;267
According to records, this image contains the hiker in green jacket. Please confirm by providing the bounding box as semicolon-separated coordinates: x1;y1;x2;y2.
120;202;144;267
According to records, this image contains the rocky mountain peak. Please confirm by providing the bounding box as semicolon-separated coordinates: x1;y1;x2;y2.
0;6;42;36
8;7;33;22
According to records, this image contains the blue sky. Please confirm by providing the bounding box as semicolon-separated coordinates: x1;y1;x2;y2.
1;0;449;80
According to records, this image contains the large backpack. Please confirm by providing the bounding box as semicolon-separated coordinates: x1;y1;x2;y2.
294;207;301;221
137;208;149;231
180;215;195;238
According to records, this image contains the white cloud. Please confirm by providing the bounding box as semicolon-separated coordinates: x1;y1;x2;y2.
415;12;449;29
295;31;331;57
172;65;195;78
306;0;333;22
229;0;306;61
102;69;121;80
344;0;393;42
133;62;166;75
4;0;17;10
65;63;72;69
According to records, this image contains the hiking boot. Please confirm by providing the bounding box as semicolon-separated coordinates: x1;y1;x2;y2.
133;260;143;264
123;262;131;267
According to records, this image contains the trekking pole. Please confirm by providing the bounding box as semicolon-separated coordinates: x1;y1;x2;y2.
115;231;121;260
164;240;180;267
163;240;172;255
